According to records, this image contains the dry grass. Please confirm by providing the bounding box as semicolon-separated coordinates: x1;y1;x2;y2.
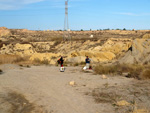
19;64;31;68
94;64;147;79
40;59;49;65
86;81;150;113
94;65;118;75
0;69;3;74
91;89;120;103
73;61;85;66
142;34;150;39
0;91;35;113
33;58;49;65
0;54;29;64
0;91;54;113
140;69;150;79
1;29;147;45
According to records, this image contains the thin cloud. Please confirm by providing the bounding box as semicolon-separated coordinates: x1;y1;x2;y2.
51;0;85;9
0;3;17;10
142;13;150;16
0;0;45;10
114;12;150;16
0;0;85;10
22;0;45;4
51;0;72;9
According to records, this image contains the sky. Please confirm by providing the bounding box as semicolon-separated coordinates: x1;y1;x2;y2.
0;0;150;30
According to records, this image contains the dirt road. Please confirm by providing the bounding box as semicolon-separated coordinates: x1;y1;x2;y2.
0;64;136;113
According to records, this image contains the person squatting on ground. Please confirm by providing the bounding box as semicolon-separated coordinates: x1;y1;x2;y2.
85;56;91;69
58;56;64;67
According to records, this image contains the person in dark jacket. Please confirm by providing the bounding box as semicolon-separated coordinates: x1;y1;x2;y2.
58;56;64;67
85;56;91;69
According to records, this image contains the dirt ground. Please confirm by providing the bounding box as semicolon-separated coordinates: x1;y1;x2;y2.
0;64;150;113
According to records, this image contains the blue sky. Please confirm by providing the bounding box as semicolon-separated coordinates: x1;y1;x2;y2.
0;0;150;30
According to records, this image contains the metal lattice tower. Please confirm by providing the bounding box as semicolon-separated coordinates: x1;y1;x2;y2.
63;0;71;41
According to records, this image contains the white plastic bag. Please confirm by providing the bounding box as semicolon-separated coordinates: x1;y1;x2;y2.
83;66;86;70
60;67;65;72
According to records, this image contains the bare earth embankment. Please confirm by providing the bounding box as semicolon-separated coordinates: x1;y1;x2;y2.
0;64;150;113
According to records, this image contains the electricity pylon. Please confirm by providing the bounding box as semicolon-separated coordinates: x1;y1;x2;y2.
63;0;71;41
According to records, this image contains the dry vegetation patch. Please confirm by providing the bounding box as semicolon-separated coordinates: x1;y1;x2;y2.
0;91;35;113
0;91;52;113
0;54;30;64
140;69;150;80
86;81;150;113
94;64;149;80
73;61;85;66
91;89;121;103
33;58;49;65
0;69;3;74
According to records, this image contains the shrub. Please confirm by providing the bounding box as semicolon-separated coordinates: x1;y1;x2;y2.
74;62;85;67
33;58;49;65
1;91;35;113
0;69;3;74
89;89;120;103
0;54;29;64
94;64;144;79
103;28;110;30
74;63;79;66
40;59;49;65
140;69;150;79
33;58;41;64
13;56;28;63
53;40;62;46
94;65;118;75
127;64;143;79
123;28;126;30
142;34;150;39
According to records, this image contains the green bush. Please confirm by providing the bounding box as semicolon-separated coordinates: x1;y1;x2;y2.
123;28;126;30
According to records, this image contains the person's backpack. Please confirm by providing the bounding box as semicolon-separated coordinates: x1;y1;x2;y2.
57;59;60;64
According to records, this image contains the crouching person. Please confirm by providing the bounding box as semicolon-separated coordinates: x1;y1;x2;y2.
58;56;65;72
83;56;91;70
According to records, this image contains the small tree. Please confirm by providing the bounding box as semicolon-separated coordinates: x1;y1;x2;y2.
103;28;110;30
123;28;126;30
